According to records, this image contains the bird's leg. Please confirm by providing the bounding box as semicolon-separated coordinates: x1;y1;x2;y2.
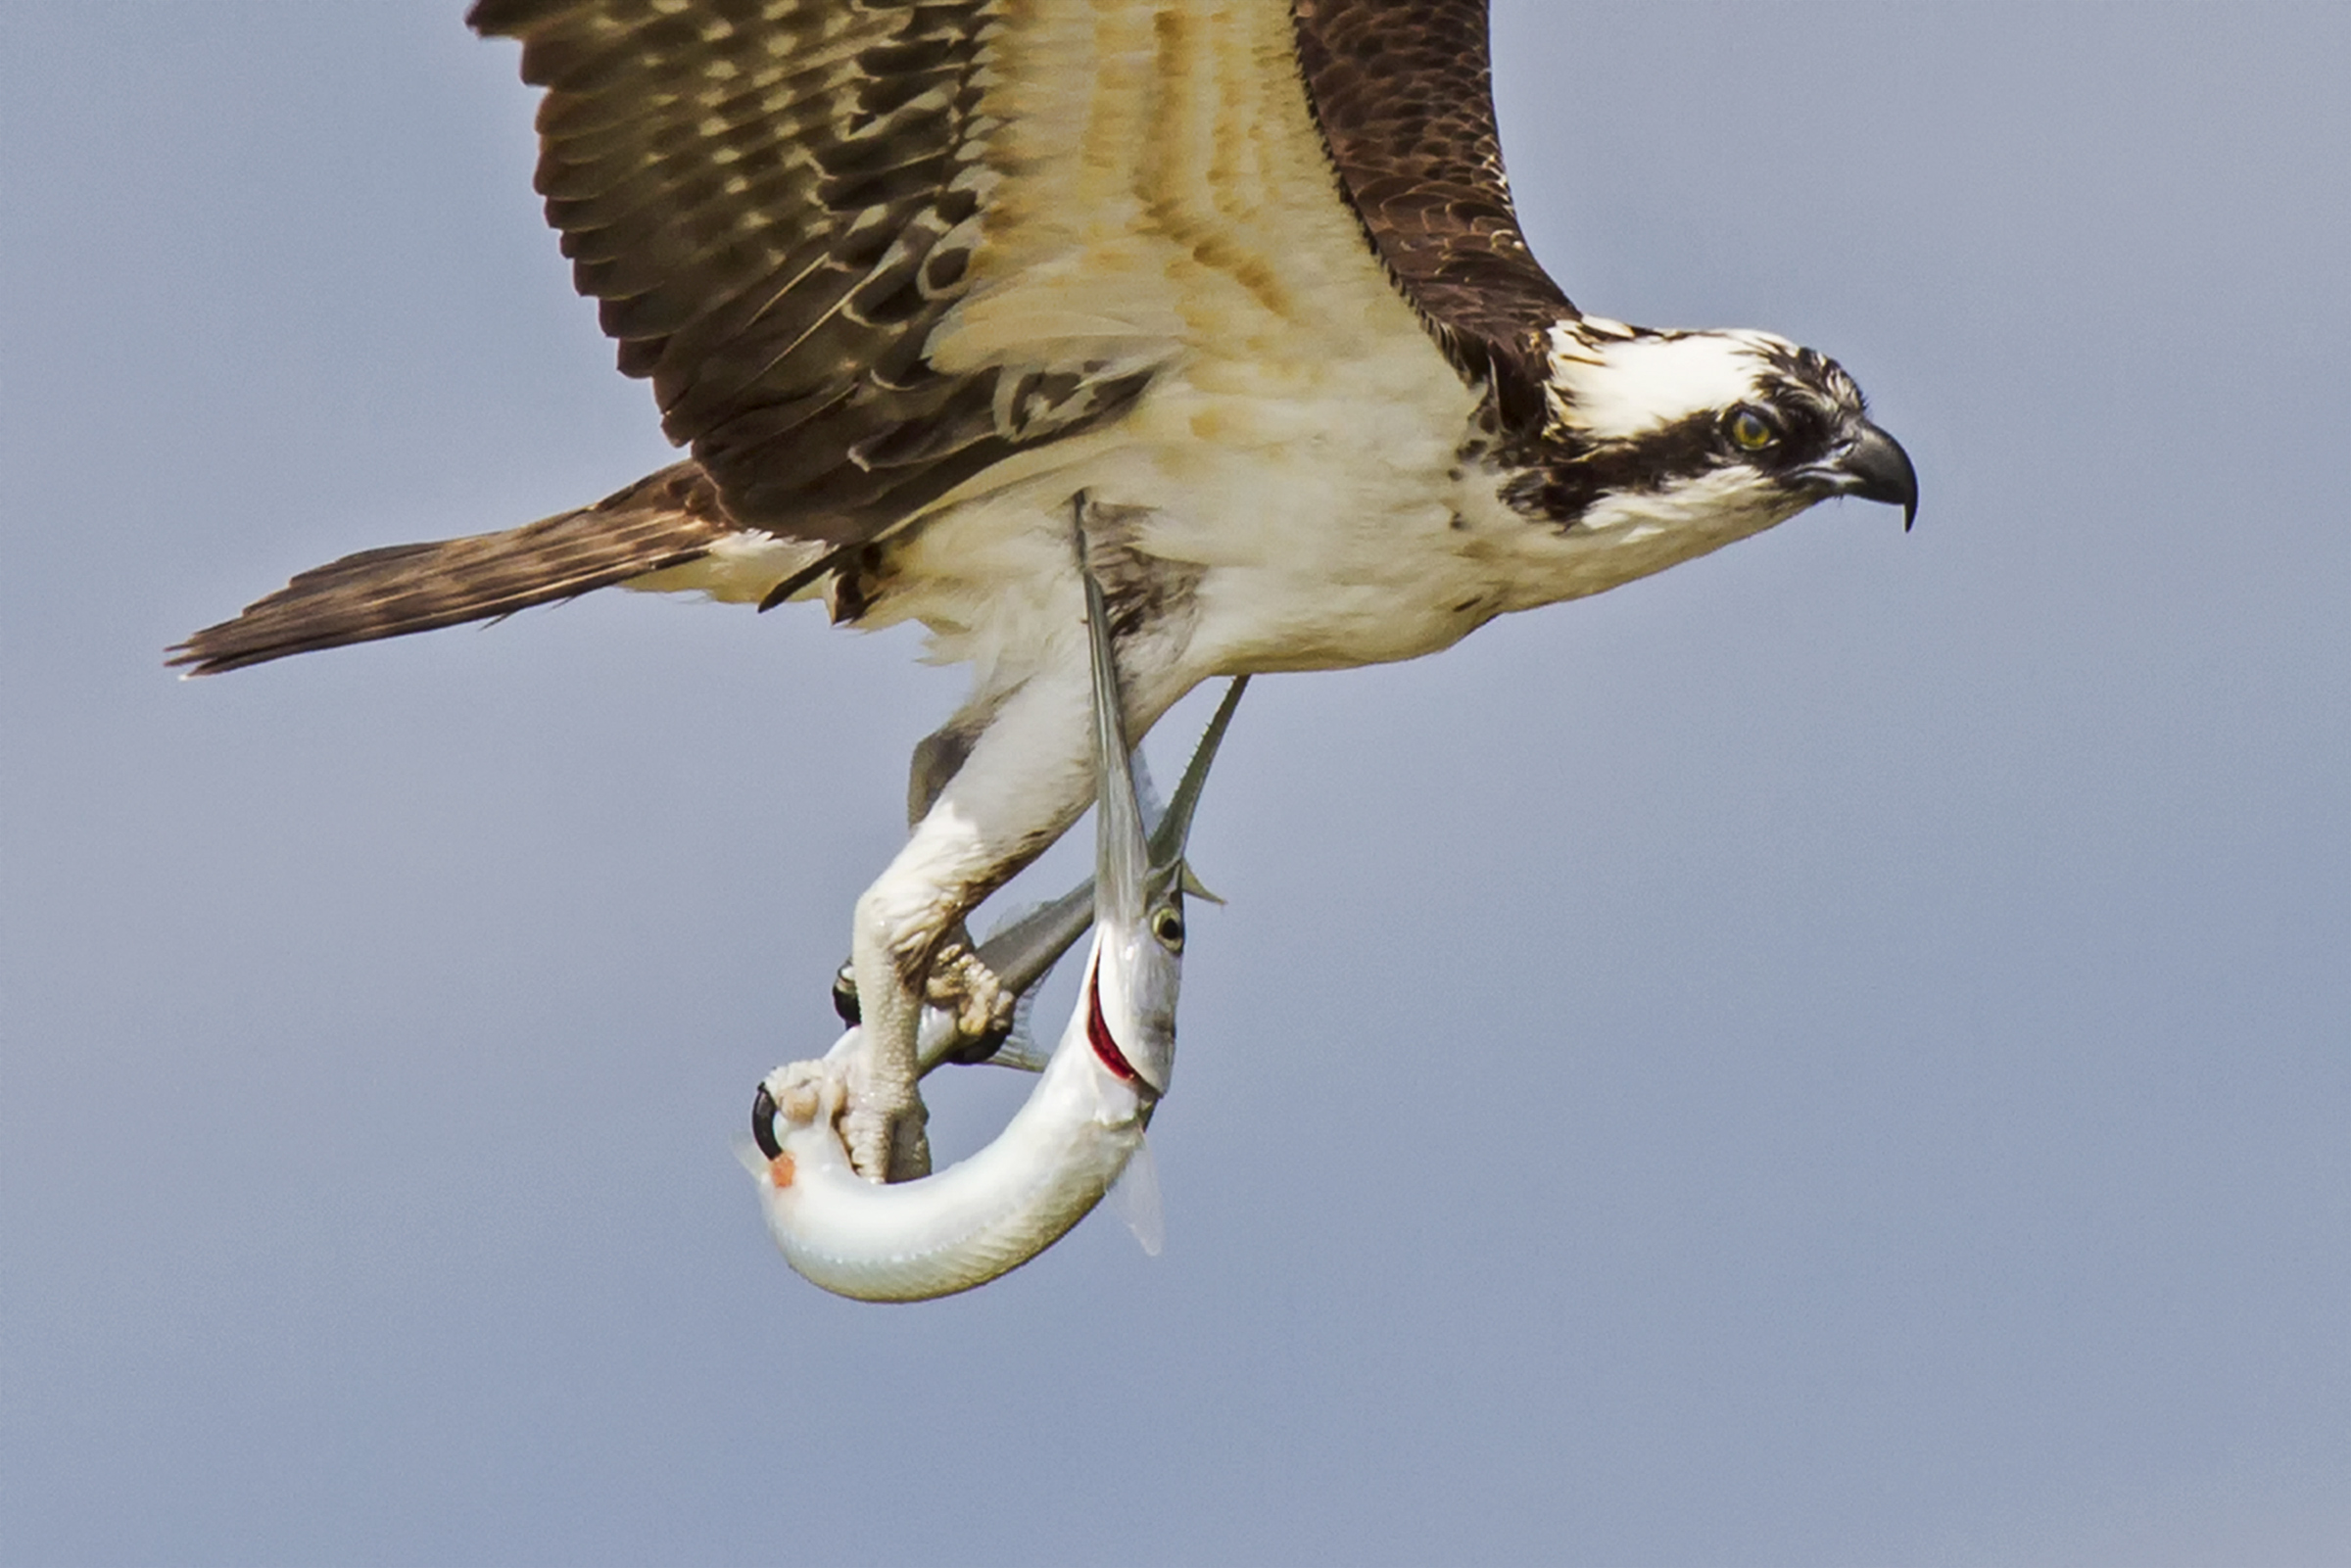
837;661;1104;1182
829;712;1010;1038
840;881;936;1183
904;715;1016;1045
833;492;1199;1180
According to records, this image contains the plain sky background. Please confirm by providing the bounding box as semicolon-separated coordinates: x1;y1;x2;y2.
4;5;2346;1564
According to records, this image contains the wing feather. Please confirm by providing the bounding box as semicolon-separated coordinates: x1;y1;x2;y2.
470;0;1130;546
180;4;1590;675
1292;0;1575;429
468;2;1536;544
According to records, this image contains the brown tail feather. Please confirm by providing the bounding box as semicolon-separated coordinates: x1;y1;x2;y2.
170;462;741;676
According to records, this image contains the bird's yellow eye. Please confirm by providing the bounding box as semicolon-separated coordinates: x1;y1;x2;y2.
1727;406;1778;451
1150;907;1185;952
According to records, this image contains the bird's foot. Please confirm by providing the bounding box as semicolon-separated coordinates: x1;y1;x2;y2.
833;940;1017;1067
839;1061;931;1183
763;1058;843;1135
926;939;1018;1050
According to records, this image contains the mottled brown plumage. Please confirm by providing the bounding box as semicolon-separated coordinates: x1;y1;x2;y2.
1291;0;1575;427
175;2;1562;672
472;0;1153;544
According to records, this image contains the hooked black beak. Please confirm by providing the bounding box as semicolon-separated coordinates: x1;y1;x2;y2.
1838;419;1920;531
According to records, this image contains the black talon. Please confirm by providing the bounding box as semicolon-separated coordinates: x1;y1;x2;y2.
750;1084;784;1162
831;963;861;1026
947;1028;1007;1068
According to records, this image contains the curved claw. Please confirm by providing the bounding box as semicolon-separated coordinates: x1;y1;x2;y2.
751;1084;784;1163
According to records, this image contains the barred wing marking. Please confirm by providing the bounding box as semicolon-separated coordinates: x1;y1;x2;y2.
469;0;1156;546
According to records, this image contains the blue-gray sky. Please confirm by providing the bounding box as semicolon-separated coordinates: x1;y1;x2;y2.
4;5;2346;1564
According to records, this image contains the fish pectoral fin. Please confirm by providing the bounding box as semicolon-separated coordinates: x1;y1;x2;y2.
984;988;1053;1073
1109;1132;1165;1259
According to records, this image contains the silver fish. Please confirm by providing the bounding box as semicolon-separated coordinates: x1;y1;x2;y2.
744;553;1244;1301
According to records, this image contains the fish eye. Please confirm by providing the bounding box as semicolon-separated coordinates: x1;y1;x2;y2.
1725;405;1779;452
1150;907;1185;952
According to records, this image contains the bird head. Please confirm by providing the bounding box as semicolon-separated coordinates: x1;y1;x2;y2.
1500;320;1917;538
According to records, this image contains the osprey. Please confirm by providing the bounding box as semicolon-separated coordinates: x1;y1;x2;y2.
174;0;1917;1181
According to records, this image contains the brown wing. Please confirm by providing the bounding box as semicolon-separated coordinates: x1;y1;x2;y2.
1292;0;1576;429
467;0;1154;546
174;2;1463;675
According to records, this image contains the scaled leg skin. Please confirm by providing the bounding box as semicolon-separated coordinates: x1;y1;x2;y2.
829;724;1008;1041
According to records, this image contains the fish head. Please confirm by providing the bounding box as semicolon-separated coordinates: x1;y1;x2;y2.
1077;553;1247;1098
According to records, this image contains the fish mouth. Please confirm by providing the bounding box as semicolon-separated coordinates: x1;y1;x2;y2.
1083;955;1168;1095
